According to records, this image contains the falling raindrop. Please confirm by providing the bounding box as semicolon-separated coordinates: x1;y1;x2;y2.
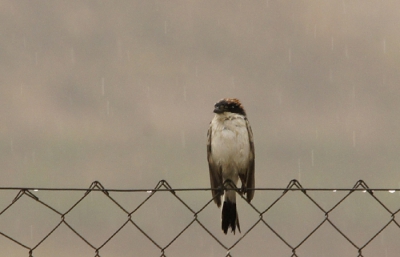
311;149;314;166
181;130;186;148
35;52;39;65
30;225;34;240
70;48;75;64
146;86;151;98
277;90;282;105
164;21;167;34
331;37;334;51
57;199;61;210
10;139;13;154
314;24;317;38
342;0;347;14
288;48;292;63
101;78;105;96
117;39;122;60
345;45;349;59
383;38;386;54
183;85;187;101
127;50;131;62
379;228;386;245
195;66;198;77
298;158;301;182
231;77;235;89
106;100;110;116
352;131;356;147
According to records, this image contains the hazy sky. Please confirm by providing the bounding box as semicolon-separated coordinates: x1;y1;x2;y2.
1;1;400;256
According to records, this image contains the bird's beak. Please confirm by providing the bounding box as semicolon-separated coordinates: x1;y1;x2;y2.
213;106;224;114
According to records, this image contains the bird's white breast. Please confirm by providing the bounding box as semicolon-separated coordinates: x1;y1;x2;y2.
210;113;251;177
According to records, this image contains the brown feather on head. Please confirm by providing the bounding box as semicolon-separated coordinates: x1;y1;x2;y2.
213;98;246;116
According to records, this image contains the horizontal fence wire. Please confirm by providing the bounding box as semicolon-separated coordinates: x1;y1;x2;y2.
0;179;399;257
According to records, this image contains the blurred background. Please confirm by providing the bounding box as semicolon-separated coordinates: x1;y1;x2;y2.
1;0;400;256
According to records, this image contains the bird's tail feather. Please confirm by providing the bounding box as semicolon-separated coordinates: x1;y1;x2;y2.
221;200;240;234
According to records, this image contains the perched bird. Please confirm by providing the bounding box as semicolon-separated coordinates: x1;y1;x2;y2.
207;98;255;234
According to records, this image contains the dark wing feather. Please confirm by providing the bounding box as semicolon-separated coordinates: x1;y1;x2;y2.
244;117;255;202
207;124;222;207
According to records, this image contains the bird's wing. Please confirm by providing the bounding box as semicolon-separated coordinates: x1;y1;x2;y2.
207;124;222;207
244;117;255;202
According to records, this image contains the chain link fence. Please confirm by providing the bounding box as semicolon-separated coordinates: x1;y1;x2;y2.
0;179;399;256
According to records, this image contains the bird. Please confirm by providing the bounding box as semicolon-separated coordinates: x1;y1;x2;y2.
207;98;255;234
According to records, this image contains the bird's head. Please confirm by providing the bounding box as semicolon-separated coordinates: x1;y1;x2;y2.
213;98;246;116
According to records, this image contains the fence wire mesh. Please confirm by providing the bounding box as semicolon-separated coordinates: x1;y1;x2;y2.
0;179;399;257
